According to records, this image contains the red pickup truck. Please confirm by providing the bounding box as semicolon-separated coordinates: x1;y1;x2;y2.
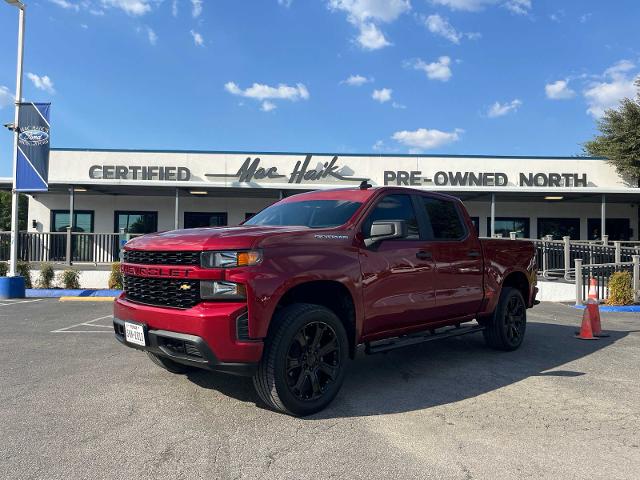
113;186;537;416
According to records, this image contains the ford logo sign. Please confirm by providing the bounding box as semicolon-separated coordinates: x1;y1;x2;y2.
18;127;49;147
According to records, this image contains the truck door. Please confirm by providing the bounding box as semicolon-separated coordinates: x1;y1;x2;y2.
359;194;436;336
420;196;484;321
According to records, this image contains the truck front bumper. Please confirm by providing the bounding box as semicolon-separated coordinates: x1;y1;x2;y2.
113;295;263;376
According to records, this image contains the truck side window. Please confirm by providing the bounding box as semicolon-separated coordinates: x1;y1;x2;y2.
423;197;466;240
363;194;420;240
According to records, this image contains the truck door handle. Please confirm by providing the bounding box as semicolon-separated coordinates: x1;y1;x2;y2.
416;251;432;260
467;251;481;258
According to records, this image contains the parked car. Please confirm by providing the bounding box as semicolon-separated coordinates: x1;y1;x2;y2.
113;186;537;416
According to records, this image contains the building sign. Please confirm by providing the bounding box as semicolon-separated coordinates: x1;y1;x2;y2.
205;155;368;184
89;165;191;181
383;170;588;187
72;152;621;190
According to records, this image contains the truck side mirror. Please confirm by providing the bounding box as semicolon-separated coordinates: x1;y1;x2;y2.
364;220;408;247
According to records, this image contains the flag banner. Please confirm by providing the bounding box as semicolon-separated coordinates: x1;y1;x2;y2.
16;102;50;192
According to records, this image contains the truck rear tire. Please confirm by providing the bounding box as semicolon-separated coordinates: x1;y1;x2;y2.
253;303;349;416
146;351;193;374
483;287;526;351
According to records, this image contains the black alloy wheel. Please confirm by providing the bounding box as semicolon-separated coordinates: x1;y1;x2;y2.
285;321;341;401
253;303;349;416
483;287;527;351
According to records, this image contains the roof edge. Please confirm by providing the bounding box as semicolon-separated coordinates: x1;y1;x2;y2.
50;147;608;161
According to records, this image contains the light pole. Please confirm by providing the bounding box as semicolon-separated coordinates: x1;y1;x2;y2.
5;0;25;278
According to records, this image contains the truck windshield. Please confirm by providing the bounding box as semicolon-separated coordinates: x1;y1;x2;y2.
244;200;362;228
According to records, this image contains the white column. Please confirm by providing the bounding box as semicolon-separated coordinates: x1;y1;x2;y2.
174;188;180;230
601;194;606;240
490;193;496;237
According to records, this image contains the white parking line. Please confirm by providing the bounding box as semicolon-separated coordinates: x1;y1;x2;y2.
0;299;43;306
51;314;114;333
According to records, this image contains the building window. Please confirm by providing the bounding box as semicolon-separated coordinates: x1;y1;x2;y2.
51;210;94;233
114;211;158;234
587;218;632;241
537;218;580;240
487;217;530;238
422;197;467;240
184;212;228;229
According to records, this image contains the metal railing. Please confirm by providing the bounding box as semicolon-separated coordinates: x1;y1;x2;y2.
0;230;141;264
574;257;640;305
485;233;640;304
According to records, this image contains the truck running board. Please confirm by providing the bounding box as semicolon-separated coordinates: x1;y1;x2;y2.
365;323;485;355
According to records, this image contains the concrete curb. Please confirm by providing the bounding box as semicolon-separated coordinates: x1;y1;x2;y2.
59;296;116;302
571;304;640;312
25;289;122;298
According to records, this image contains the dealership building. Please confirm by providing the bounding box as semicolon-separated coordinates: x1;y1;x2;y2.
14;148;640;241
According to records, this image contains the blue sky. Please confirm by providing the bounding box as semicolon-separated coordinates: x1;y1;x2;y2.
1;0;639;176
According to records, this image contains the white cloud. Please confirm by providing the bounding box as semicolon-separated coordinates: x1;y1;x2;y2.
327;0;411;50
504;0;531;15
431;0;531;15
49;0;81;11
356;22;390;50
372;88;392;103
172;0;178;16
392;101;406;109
487;99;521;117
579;13;592;23
0;86;14;109
584;61;637;118
392;127;463;151
190;30;204;46
341;74;372;86
261;101;277;112
409;56;453;82
278;0;293;6
372;139;385;151
423;14;479;44
225;81;309;110
27;73;56;94
146;26;157;45
545;80;575;100
101;0;156;16
191;0;202;18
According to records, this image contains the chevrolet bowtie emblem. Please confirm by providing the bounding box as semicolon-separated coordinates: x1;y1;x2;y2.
179;284;192;291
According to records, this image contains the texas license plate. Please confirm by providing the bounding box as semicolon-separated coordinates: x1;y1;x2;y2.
124;322;146;347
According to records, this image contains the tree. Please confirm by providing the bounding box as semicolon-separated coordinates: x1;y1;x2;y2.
584;78;640;187
0;191;29;231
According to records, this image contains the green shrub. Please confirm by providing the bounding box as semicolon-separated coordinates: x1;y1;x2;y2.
0;261;7;277
58;269;81;290
606;271;634;306
16;261;32;288
109;262;123;290
37;263;55;289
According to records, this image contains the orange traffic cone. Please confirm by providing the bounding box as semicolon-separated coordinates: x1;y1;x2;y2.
575;304;598;340
587;277;609;338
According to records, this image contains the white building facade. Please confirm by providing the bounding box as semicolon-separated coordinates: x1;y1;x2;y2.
25;148;639;241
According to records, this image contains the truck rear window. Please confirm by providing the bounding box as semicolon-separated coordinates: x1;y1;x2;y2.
244;200;362;228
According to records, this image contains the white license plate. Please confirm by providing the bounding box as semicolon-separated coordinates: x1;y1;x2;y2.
124;322;146;347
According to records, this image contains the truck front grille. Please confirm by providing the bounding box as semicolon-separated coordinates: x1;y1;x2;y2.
123;275;200;309
123;250;201;266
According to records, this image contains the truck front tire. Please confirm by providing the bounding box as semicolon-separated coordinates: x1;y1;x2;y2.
483;287;527;351
253;303;349;416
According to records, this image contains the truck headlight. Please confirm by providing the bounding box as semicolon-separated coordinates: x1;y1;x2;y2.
200;250;262;268
200;281;246;300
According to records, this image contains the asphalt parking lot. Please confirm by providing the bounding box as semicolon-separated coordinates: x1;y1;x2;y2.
0;300;638;480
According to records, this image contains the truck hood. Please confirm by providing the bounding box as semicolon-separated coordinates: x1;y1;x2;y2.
124;225;315;251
